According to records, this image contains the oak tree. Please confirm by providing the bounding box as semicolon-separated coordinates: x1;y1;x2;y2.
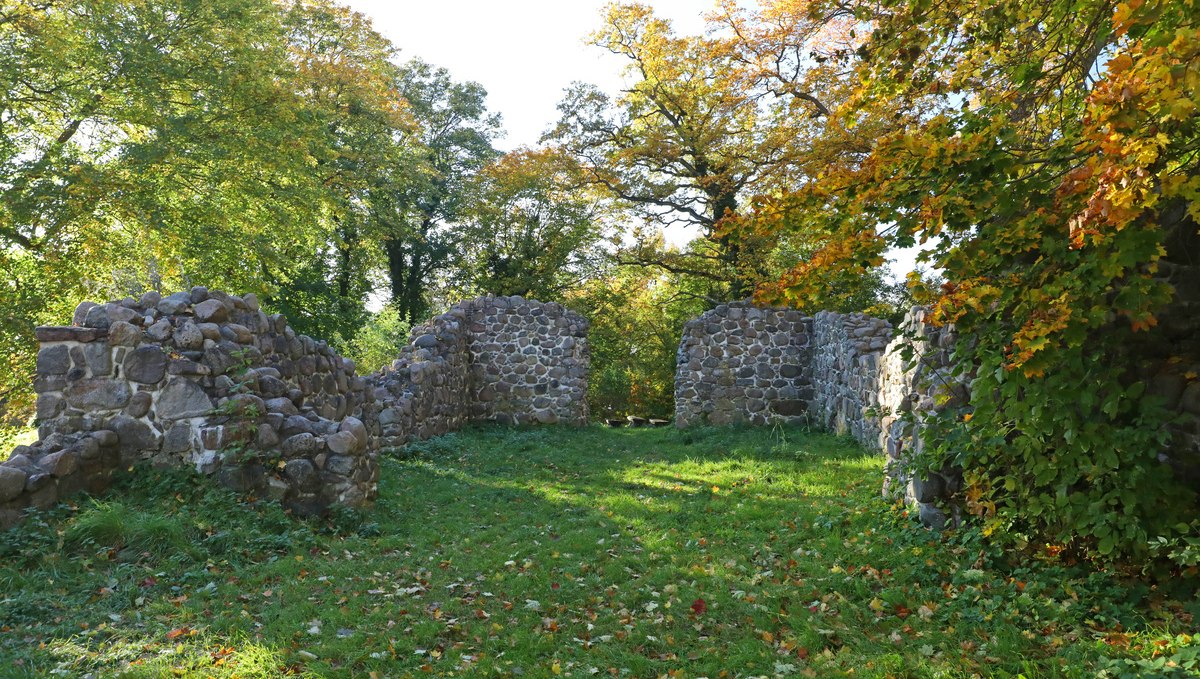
740;0;1200;557
550;3;832;300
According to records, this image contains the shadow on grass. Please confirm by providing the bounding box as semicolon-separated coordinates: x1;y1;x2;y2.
4;424;1191;677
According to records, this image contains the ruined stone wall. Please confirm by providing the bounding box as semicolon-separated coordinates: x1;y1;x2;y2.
3;292;590;528
3;288;377;527
677;297;1200;528
373;305;474;448
676;305;955;455
809;312;893;445
673;303;814;427
674;304;965;527
467;297;589;426
373;296;590;448
874;309;966;529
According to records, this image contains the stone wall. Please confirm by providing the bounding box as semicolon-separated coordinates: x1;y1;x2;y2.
374;305;474;446
809;312;893;445
3;291;590;528
466;297;589;426
674;303;813;427
374;296;589;449
872;310;966;528
677;290;1200;529
674;304;966;527
2;288;378;527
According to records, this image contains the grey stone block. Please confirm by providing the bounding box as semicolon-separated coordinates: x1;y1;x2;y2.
123;346;168;384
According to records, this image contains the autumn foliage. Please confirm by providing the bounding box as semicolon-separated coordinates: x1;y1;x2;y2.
733;0;1200;558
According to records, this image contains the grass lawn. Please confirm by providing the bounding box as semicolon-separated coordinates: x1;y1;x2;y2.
1;425;1197;678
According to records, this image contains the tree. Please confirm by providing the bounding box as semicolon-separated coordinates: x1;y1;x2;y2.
450;147;611;300
381;58;500;324
568;259;708;419
0;1;494;434
269;0;420;343
343;306;410;375
741;0;1200;558
0;0;331;425
550;3;833;300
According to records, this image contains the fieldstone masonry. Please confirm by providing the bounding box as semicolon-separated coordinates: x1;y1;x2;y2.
468;298;589;426
873;309;968;529
373;305;474;444
373;296;589;448
675;303;972;528
3;291;589;528
3;288;379;527
809;311;893;444
810;308;967;528
678;300;1200;529
674;303;814;427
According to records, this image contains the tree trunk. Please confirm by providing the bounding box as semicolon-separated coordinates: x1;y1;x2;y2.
384;214;438;325
709;190;746;300
385;238;416;323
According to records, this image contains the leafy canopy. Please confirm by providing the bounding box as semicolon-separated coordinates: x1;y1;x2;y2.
736;0;1200;558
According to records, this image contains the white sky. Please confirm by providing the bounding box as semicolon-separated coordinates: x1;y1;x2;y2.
342;0;712;150
342;0;919;278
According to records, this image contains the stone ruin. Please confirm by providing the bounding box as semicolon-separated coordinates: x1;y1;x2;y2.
373;296;589;448
672;302;987;526
674;305;905;437
675;301;1200;528
674;304;813;427
0;290;589;528
672;303;977;526
8;281;1192;533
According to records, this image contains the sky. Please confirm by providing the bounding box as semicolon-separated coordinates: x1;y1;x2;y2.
342;0;712;151
341;0;922;279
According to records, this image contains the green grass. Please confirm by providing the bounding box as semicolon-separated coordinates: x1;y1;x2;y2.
62;501;192;559
0;425;1197;677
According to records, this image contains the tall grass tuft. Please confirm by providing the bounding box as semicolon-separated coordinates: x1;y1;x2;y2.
63;501;191;558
